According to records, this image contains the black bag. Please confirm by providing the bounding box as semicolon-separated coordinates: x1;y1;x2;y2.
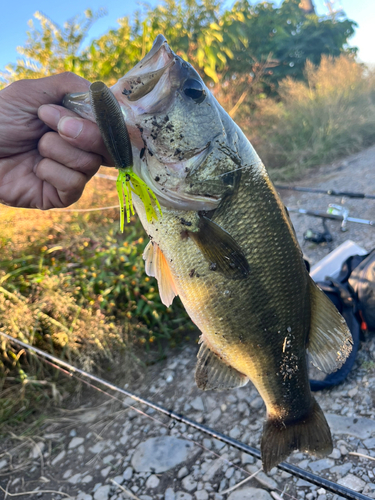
348;249;375;332
308;250;375;391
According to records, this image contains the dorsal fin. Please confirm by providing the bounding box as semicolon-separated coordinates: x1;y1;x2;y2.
307;278;353;373
143;241;178;307
195;340;249;391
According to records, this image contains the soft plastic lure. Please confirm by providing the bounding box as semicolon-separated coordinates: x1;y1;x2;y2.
89;81;162;232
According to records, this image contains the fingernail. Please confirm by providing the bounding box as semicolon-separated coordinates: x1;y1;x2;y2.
38;105;61;126
58;116;84;139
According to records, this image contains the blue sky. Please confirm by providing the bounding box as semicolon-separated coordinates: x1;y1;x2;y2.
1;0;374;72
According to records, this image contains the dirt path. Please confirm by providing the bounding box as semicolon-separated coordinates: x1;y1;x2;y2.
1;146;375;500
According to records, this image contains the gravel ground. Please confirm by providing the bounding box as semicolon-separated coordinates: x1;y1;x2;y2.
1;146;375;500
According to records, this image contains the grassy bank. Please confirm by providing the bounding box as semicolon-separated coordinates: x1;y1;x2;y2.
0;171;194;429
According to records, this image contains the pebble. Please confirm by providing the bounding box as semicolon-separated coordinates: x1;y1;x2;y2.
227;487;272;500
0;459;7;470
132;437;197;472
194;490;208;500
76;494;93;500
93;485;111;500
229;426;241;439
241;453;255;465
182;474;198;491
146;474;160;488
82;475;94;484
337;474;366;492
178;466;189;479
326;414;375;439
50;450;66;467
250;397;264;409
69;437;84;449
165;488;176;500
68;473;82;484
123;466;133;480
101;466;111;478
308;458;335;473
190;397;205;412
202;455;228;481
176;493;193;500
63;469;72;479
30;441;45;458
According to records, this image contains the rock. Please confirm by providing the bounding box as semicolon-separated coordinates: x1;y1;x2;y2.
76;494;93;500
182;474;198;491
68;473;82;484
0;459;7;470
89;441;108;454
30;442;45;458
337;474;366;492
364;437;375;449
202;439;212;450
165;488;176;500
101;466;111;478
51;450;66;465
225;468;235;479
328;448;341;459
146;474;160;488
132;437;197;473
241;453;254;465
112;475;124;485
140;496;153;500
326;414;375;439
176;493;193;500
330;463;352;476
69;437;84;449
209;408;221;424
82;475;93;484
202;454;228;481
195;490;208;500
94;485;111;500
178;466;189;479
63;469;72;479
308;459;335;473
123;466;133;480
255;472;278;490
227;487;272;500
191;397;205;412
250;397;264;409
229;426;241;439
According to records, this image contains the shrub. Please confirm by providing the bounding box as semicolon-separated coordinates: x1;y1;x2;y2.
245;55;375;178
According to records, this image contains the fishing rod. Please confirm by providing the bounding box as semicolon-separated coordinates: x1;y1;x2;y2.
0;332;371;500
287;206;374;230
277;185;375;200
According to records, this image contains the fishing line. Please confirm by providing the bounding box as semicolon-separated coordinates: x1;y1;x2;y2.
0;332;372;500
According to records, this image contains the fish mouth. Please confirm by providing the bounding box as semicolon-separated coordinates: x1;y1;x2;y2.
115;35;177;112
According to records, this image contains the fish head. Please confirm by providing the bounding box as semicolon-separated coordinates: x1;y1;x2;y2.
111;34;238;211
65;35;253;211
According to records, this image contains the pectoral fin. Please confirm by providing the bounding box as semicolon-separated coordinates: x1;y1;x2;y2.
143;241;178;307
307;278;353;373
195;341;249;391
188;216;250;279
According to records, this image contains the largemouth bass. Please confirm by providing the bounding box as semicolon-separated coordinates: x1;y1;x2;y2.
64;35;352;472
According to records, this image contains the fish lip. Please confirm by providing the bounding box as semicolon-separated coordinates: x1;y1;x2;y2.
119;35;176;102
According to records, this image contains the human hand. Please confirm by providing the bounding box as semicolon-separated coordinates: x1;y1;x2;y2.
0;72;112;209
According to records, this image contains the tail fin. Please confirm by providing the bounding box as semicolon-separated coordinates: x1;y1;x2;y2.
261;398;332;473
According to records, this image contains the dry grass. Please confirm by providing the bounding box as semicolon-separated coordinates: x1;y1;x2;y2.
243;56;375;179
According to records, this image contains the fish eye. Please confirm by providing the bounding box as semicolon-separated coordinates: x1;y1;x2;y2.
183;79;206;104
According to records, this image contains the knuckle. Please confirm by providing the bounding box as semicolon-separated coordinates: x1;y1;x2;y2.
38;132;56;156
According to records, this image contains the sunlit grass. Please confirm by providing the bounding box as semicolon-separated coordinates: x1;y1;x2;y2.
243;55;375;179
